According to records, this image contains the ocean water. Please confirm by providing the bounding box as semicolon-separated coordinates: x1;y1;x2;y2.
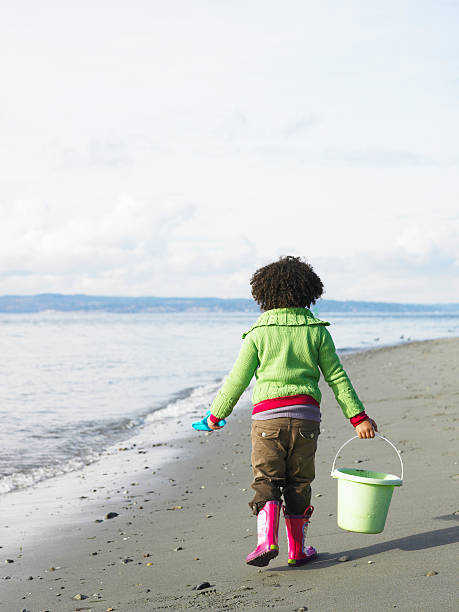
1;309;458;494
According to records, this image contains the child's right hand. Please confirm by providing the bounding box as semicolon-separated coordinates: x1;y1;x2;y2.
355;418;378;439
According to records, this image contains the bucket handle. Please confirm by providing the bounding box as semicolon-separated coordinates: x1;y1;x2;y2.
331;433;403;482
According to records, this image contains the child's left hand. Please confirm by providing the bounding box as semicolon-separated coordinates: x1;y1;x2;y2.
355;418;378;439
207;417;224;431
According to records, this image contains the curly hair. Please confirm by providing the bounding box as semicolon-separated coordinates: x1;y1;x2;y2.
250;256;324;311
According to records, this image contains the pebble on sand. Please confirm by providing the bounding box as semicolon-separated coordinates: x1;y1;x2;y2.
4;559;14;564
168;505;183;510
105;512;119;519
193;581;211;590
425;570;438;576
73;594;88;600
338;555;350;562
173;546;183;551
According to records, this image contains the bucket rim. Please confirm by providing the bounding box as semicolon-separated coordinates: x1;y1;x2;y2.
331;467;402;486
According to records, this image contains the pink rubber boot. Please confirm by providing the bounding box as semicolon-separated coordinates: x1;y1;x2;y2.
284;505;318;566
246;500;280;566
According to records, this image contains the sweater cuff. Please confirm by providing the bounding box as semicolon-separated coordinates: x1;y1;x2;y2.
209;414;220;424
350;412;369;427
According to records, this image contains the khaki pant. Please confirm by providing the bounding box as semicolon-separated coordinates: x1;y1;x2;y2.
249;418;319;515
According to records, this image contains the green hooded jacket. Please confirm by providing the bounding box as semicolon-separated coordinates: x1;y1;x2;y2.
210;307;365;421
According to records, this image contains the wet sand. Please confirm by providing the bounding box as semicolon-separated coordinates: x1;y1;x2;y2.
1;338;458;611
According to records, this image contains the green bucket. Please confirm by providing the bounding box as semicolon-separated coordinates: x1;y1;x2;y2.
331;434;403;534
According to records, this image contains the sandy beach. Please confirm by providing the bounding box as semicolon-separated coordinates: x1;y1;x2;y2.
1;337;458;612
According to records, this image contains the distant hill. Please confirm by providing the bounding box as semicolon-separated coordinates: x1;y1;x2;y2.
0;294;458;314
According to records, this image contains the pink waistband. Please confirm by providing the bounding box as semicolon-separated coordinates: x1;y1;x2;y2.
252;394;320;415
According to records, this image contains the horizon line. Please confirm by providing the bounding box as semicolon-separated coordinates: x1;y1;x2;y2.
0;293;458;307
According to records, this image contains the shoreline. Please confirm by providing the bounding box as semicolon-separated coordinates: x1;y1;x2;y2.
2;331;457;499
1;337;458;611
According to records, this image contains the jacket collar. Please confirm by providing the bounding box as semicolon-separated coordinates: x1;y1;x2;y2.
242;307;329;338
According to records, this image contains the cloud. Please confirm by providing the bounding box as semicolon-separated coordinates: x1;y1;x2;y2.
315;224;459;303
322;148;459;168
61;136;165;169
0;196;196;290
395;225;459;265
0;196;261;297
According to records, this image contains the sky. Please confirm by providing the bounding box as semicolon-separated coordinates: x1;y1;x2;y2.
1;0;458;303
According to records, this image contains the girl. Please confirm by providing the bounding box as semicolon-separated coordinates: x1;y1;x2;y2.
208;256;377;567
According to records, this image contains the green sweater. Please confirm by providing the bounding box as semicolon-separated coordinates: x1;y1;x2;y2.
210;307;365;421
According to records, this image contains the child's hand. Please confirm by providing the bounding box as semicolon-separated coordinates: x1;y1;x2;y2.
207;417;224;431
355;418;378;439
